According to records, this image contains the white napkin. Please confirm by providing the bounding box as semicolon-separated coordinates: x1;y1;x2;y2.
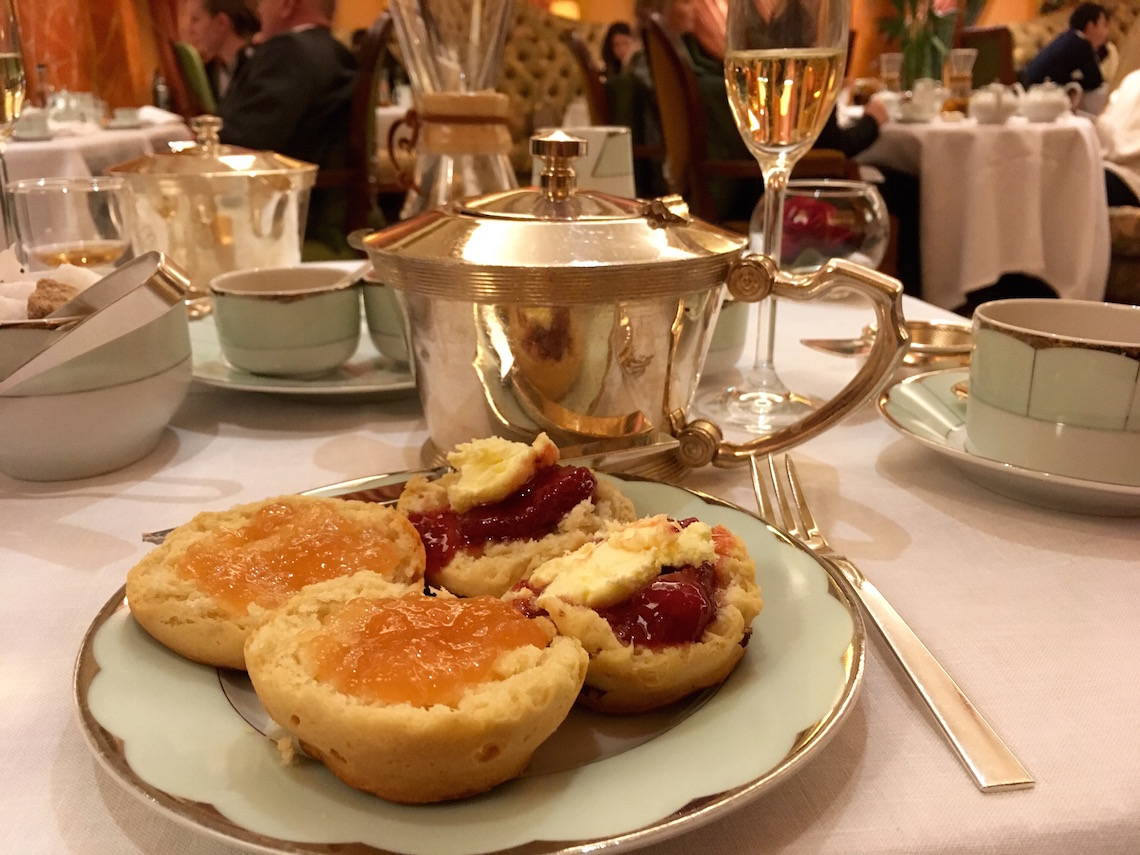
137;105;184;126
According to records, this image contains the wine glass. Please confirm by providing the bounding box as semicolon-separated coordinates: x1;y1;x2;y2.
0;0;25;249
696;0;849;434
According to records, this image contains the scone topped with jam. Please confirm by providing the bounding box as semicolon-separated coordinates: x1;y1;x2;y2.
509;514;763;713
244;573;588;804
126;495;425;669
397;433;636;597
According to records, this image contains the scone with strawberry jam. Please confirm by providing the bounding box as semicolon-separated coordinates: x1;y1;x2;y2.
508;515;762;713
244;573;588;804
397;433;636;597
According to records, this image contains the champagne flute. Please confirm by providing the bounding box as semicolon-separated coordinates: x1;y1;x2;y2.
0;0;25;249
697;0;849;434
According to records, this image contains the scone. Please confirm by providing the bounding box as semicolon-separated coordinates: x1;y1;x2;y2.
397;433;636;597
244;573;588;804
509;515;763;713
126;494;426;669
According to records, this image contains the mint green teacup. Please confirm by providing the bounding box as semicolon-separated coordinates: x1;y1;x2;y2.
210;267;360;378
966;299;1140;485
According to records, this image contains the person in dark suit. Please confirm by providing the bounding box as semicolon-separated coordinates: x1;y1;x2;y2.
218;0;356;253
182;0;258;102
1021;2;1110;112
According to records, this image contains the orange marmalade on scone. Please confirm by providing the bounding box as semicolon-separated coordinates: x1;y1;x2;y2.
179;500;412;613
301;594;552;707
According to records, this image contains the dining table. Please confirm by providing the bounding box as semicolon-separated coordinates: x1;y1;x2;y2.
3;121;193;183
855;113;1111;311
3;281;1138;855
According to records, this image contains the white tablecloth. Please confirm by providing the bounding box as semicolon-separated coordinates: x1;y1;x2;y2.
3;288;1139;854
3;124;193;182
857;115;1111;310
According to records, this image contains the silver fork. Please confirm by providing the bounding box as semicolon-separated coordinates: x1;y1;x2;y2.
751;454;1034;792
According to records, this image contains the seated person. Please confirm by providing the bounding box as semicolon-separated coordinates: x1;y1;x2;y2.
602;22;635;77
218;0;356;255
1095;67;1140;205
182;0;258;102
1021;3;1111;113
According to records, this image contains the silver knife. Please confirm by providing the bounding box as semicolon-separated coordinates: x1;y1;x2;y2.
800;335;872;357
140;435;680;545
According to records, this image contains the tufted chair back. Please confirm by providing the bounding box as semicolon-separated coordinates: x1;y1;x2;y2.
496;0;608;174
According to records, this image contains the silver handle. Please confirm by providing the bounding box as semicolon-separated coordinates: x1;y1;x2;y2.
833;556;1035;791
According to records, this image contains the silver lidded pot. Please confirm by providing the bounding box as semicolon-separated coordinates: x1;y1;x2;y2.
360;130;910;470
107;115;317;291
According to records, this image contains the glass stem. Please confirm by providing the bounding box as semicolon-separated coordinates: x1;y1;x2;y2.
749;166;790;390
0;147;14;252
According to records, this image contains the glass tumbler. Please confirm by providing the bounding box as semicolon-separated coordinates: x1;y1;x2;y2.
9;176;132;273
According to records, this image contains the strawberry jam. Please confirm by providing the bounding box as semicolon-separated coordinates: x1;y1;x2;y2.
304;594;549;708
599;564;718;648
180;501;406;614
409;465;597;583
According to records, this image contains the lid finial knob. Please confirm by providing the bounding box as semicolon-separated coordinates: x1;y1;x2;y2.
530;130;587;201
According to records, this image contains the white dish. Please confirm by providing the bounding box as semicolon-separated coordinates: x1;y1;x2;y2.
189;313;415;401
878;368;1140;516
105;120;144;130
75;475;864;855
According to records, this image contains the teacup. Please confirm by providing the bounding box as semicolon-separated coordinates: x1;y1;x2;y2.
209;267;361;377
112;107;141;126
13;108;50;140
965;299;1140;485
361;280;410;363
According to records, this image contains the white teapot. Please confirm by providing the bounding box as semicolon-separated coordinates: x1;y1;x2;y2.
1016;80;1080;122
968;82;1021;125
898;77;948;122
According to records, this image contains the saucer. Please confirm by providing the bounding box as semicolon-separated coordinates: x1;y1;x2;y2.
877;368;1140;516
12;129;52;141
189;314;415;402
106;120;143;130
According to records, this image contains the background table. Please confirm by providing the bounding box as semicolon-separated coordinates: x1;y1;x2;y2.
857;115;1111;310
2;291;1138;854
3;123;193;182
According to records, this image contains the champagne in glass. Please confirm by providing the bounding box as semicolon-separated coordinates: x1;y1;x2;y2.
697;0;848;434
0;50;25;143
0;1;25;249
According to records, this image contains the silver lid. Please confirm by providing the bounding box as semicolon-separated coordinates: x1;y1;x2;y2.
107;116;317;183
361;130;746;304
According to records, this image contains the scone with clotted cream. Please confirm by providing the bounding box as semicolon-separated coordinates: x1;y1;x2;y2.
507;514;762;713
397;433;636;598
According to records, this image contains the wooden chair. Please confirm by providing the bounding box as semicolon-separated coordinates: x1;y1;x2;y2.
313;13;395;234
957;25;1017;87
641;13;854;226
561;30;610;125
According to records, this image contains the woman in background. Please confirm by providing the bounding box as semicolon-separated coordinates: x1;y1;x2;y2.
602;21;635;77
